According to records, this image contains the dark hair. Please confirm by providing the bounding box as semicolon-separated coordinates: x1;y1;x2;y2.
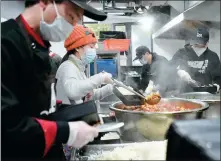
25;0;64;8
61;49;77;64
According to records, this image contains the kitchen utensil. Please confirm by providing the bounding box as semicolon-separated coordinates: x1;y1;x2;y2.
175;92;220;119
96;122;124;132
112;79;146;99
113;86;142;106
112;79;161;105
189;79;202;87
109;98;209;141
193;85;218;94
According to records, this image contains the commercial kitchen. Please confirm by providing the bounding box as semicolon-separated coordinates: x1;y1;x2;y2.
1;0;220;160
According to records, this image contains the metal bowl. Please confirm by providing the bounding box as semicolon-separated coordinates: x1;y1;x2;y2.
175;92;220;119
109;98;209;142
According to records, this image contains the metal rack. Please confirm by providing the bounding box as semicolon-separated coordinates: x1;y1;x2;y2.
93;50;122;112
94;50;121;81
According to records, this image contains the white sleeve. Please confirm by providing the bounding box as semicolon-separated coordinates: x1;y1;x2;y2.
93;84;113;101
57;62;106;101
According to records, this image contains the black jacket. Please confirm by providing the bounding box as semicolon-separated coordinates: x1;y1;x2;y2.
1;16;69;160
171;45;221;92
140;53;170;93
140;63;151;91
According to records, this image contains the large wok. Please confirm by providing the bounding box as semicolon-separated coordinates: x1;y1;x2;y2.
175;92;220;119
109;98;209;142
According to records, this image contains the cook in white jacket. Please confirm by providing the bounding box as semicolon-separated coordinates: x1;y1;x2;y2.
56;25;113;105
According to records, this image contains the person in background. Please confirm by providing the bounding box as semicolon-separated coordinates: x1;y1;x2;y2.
171;28;221;93
133;46;169;96
49;52;62;83
1;0;107;160
56;25;113;105
50;52;62;72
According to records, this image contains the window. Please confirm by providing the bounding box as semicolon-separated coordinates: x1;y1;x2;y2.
115;25;126;32
84;23;112;38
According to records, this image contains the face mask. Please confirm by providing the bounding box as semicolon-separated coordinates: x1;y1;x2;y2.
192;46;207;56
139;57;148;65
81;48;97;65
40;1;74;42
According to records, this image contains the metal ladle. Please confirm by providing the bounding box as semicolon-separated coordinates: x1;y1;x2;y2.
112;79;161;105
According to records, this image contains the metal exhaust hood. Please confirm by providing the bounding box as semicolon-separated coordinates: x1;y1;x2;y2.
152;1;220;40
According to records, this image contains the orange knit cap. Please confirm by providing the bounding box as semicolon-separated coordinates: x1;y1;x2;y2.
64;25;97;51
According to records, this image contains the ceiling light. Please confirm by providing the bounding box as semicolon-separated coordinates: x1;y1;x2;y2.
138;17;154;25
137;8;143;14
107;13;125;15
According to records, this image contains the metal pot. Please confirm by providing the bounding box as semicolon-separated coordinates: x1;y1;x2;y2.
109;98;209;142
174;92;220;119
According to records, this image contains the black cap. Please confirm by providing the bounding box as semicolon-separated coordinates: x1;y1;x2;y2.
191;28;209;45
133;46;150;61
70;0;107;21
25;0;107;21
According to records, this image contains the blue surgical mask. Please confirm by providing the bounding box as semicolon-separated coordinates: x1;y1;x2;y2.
40;1;73;42
81;48;97;65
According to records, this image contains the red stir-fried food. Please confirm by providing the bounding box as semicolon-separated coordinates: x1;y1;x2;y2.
117;102;200;112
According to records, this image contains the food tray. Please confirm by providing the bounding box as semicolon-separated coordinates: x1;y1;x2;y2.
88;131;121;145
113;86;143;106
72;141;167;160
175;92;220;103
193;86;217;94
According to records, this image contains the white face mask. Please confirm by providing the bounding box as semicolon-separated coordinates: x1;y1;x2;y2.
40;1;74;42
192;46;207;56
139;57;148;65
81;48;97;65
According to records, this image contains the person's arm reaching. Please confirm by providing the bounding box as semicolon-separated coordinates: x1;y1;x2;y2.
93;84;113;101
58;62;113;101
171;49;192;82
